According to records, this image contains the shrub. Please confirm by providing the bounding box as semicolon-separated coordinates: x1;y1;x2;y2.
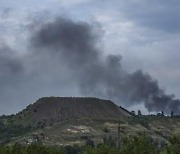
162;134;180;154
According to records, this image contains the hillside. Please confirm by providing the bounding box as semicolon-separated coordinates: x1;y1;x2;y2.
0;97;180;146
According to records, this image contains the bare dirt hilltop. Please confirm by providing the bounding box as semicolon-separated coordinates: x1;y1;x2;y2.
16;97;130;127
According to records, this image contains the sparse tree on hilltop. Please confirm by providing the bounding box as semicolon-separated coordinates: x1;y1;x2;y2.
138;110;142;116
171;110;174;117
161;111;164;116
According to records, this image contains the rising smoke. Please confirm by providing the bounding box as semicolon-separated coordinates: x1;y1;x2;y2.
0;17;179;114
31;17;180;114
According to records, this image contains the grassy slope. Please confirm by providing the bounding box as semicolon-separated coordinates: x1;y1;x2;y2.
7;116;180;146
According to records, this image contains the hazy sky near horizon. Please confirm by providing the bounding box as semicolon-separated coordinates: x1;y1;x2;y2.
0;0;180;115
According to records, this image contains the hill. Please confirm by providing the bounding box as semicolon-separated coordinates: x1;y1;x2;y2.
13;97;130;127
0;97;180;146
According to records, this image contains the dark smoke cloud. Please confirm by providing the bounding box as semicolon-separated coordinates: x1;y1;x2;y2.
0;16;179;115
0;44;23;87
31;17;180;114
31;18;100;67
0;30;78;115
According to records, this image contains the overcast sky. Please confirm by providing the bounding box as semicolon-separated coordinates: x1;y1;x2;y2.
0;0;180;115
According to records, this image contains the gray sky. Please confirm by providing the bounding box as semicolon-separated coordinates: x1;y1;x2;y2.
0;0;180;115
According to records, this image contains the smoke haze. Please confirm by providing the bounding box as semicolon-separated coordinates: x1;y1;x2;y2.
0;16;179;115
31;17;180;114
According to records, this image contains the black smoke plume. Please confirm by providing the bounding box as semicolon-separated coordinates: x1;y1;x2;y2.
31;17;180;114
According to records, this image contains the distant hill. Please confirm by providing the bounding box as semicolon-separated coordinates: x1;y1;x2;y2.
13;97;131;127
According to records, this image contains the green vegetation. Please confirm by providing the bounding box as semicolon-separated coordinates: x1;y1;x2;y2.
0;97;179;153
0;143;65;154
162;134;180;154
84;135;158;154
0;135;179;154
0;120;33;144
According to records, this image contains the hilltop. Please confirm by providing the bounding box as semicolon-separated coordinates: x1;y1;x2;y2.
13;97;130;127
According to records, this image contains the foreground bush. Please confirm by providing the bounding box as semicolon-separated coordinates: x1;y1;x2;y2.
0;143;65;154
120;135;158;154
162;134;180;154
83;135;158;154
83;144;119;154
0;134;179;154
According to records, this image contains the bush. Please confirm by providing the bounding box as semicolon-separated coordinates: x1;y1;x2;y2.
103;127;110;133
0;143;65;154
64;145;82;154
86;139;94;147
103;135;116;147
162;134;180;154
120;135;158;154
83;144;119;154
84;135;158;154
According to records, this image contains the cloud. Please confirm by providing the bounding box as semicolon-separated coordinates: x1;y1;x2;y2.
112;0;180;32
89;1;180;99
57;0;93;7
